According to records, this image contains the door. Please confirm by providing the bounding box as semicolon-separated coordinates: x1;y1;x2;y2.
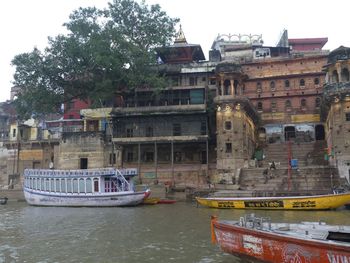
80;158;88;169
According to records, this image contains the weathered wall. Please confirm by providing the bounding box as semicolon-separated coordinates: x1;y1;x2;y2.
57;132;106;169
325;101;350;182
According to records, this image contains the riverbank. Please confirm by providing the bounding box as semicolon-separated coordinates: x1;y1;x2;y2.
0;189;25;202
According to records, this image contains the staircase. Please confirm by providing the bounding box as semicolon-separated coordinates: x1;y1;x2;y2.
238;140;348;195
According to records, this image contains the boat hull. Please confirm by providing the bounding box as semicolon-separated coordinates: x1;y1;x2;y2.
212;220;350;263
196;192;350;210
24;188;150;207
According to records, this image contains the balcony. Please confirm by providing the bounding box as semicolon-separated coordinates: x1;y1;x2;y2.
323;82;350;102
112;134;208;144
112;104;206;116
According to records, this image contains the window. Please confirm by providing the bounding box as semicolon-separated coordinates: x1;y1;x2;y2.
109;153;116;164
127;152;134;162
270;81;275;90
225;143;232;153
93;179;99;192
271;101;277;110
174;152;182;162
12;128;16;138
341;68;350;82
301;98;307;107
284;80;290;88
126;128;133;138
145;152;154;162
200;121;207;135
171;77;179;86
189;76;197;86
346;112;350;121
225;121;232;130
285;100;291;108
210;78;216;85
257;102;263;111
173;123;181;136
256;82;262;93
146;127;153;137
300;79;305;87
314;78;320;85
332;70;339;83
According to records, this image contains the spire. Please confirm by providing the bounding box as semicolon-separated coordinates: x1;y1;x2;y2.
174;25;187;44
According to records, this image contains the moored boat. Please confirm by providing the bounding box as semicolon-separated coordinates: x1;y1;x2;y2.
143;197;160;205
196;192;350;210
211;214;350;263
0;197;8;205
23;168;150;207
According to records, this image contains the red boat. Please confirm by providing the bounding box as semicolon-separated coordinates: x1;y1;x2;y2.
211;214;350;263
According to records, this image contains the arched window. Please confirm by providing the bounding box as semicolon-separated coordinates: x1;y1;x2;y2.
224;79;230;95
256;82;262;93
301;98;307;107
332;70;339;83
257;102;263;111
284;80;290;88
299;79;305;87
314;78;320;85
271;101;277;110
285;100;291;108
341;68;349;82
315;97;321;108
270;81;275;90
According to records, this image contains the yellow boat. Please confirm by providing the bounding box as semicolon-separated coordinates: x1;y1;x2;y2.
196;192;350;210
143;197;160;205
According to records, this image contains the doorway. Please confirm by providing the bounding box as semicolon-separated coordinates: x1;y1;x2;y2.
284;126;296;141
80;158;88;169
315;124;325;140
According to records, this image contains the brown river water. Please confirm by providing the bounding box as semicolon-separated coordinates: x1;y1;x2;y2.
0;200;349;263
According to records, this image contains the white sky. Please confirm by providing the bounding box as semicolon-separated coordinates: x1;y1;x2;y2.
1;0;349;102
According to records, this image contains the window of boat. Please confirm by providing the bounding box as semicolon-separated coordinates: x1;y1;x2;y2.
50;179;55;192
86;178;92;193
67;179;72;193
55;179;60;192
93;178;99;192
29;178;32;189
79;178;85;193
34;178;38;190
61;179;67;193
73;179;79;193
105;178;111;192
39;178;43;191
45;178;50;192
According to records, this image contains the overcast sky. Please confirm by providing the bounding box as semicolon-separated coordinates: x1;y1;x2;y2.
1;0;349;102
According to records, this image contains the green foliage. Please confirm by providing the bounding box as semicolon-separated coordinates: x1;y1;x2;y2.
12;0;179;119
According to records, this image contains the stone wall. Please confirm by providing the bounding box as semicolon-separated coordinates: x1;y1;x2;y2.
57;132;107;169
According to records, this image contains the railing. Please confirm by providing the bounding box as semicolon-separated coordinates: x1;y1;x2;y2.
24;168;138;178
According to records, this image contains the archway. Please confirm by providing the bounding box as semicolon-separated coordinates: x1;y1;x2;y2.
315;124;325;140
284;126;296;141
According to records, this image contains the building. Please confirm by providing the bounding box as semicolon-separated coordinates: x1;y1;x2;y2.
322;46;350;183
3;28;349;191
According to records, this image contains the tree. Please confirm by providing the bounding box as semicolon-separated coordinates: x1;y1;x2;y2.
12;0;179;119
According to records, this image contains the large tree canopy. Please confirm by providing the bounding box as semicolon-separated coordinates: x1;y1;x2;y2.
12;0;179;119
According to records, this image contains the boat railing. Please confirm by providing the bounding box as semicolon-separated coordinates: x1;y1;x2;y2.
240;214;271;230
114;169;132;191
24;168;138;179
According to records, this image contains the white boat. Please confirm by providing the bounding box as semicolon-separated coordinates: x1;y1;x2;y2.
23;168;150;207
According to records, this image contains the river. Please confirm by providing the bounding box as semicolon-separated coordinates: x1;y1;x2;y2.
0;201;349;263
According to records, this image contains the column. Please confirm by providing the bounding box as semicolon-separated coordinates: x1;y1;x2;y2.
138;143;141;183
154;141;158;180
230;79;234;97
